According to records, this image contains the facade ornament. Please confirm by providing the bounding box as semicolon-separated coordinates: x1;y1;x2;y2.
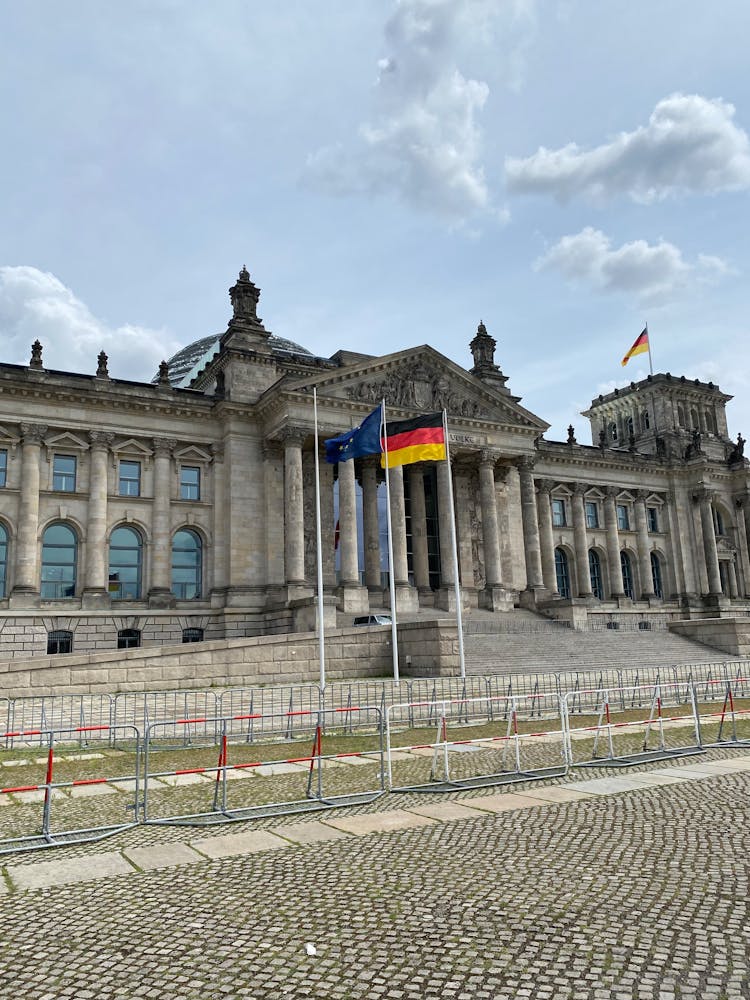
728;433;746;465
571;482;588;496
20;422;48;444
96;351;110;379
603;485;620;499
229;265;261;324
566;425;577;445
346;363;482;417
157;361;171;386
536;478;555;495
152;436;177;456
280;426;308;448
29;340;43;370
598;427;607;450
88;431;114;450
478;448;498;469
516;455;536;473
692;486;714;504
684;429;702;460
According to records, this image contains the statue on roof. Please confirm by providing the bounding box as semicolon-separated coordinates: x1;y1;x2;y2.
229;265;261;323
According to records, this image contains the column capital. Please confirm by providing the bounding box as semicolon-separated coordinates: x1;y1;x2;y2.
571;482;588;497
20;423;47;444
478;448;499;469
634;489;650;502
536;478;556;495
152;436;177;456
88;431;114;450
280;426;307;448
603;486;620;500
516;455;536;473
693;486;714;504
210;442;225;463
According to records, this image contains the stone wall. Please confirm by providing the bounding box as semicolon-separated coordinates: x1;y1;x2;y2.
669;617;750;658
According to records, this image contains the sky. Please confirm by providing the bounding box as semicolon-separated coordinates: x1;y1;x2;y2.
1;0;749;443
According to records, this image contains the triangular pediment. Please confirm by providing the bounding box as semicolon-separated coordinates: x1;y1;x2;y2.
174;445;213;464
0;423;19;446
277;346;548;432
45;431;90;451
112;439;154;462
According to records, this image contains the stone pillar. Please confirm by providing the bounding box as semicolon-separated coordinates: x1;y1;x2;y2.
727;559;739;598
386;463;419;611
210;444;228;607
319;450;336;590
336;457;368;612
262;443;284;595
536;480;559;596
454;466;476;595
517;457;544;595
10;423;47;603
82;431;113;607
735;496;750;597
149;437;176;608
436;459;457;610
283;430;306;588
361;460;381;594
571;484;593;597
603;488;625;597
634;490;656;599
408;466;431;595
479;451;513;610
695;488;723;596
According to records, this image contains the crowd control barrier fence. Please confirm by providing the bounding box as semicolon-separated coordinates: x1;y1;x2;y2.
0;722;140;856
693;676;750;748
385;693;568;792
563;681;704;769
142;704;385;826
3;695;114;749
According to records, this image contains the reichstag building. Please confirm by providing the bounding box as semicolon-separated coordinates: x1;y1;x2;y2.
0;266;747;660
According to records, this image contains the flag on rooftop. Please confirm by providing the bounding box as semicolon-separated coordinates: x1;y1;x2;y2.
621;327;649;367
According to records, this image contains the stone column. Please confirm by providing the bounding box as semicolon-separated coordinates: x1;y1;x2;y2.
436;459;457;610
211;444;228;605
262;443;284;593
319;449;336;590
283;430;306;587
603;488;625;597
386;463;419;611
478;451;513;610
570;484;593;597
727;559;739;598
695;488;723;596
517;457;544;593
634;490;656;599
10;423;47;603
336;458;368;612
83;431;113;607
408;466;431;595
535;480;558;596
735;496;750;597
361;460;381;593
454;466;476;595
149;437;176;607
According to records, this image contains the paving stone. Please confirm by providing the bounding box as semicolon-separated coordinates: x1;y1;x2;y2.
462;792;548;813
123;844;204;871
56;753;106;762
253;762;308;776
67;783;119;798
156;772;211;787
8;788;66;804
403;800;488;822
324;809;439;835
190;829;291;859
271;821;352;845
521;785;594;803
563;776;670;795
1;759;31;767
7;852;134;891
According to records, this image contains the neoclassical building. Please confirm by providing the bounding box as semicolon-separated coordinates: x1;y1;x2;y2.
0;266;748;659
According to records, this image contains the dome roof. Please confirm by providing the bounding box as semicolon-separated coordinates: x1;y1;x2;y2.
154;333;314;387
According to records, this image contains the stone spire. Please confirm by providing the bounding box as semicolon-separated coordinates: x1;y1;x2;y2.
469;321;509;394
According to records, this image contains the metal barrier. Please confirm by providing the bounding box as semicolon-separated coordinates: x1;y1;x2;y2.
385;693;568;792
563;681;704;768
0;722;140;855
112;690;219;748
142;703;385;826
694;676;750;748
3;695;115;750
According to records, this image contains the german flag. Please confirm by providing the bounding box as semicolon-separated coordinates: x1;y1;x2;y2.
381;411;446;469
621;327;649;367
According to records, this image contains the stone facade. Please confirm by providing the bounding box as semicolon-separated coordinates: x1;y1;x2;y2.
0;266;748;662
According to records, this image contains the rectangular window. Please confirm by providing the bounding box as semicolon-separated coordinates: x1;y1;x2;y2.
616;504;630;531
551;498;566;527
0;449;7;487
585;501;599;529
180;466;200;501
47;630;73;655
53;454;76;492
647;507;659;533
119;460;141;497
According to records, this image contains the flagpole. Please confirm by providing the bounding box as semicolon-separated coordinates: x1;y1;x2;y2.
645;322;653;375
381;400;400;685
313;389;326;695
442;410;466;679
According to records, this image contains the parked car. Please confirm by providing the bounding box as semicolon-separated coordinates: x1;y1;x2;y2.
353;614;393;627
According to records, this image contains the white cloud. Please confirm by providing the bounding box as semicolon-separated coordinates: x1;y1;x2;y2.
0;266;181;381
535;227;732;304
506;93;750;203
306;0;535;221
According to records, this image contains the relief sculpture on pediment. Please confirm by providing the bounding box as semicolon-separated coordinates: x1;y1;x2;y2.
346;362;481;417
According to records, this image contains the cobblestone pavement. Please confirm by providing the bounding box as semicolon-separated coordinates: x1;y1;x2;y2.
1;760;749;999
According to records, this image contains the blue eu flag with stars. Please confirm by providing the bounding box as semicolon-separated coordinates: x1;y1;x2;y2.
324;405;383;463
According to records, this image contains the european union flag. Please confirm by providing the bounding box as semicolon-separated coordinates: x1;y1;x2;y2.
324;405;383;464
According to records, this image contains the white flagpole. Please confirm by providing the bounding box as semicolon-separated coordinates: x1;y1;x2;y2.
313;389;326;694
381;400;400;685
442;410;466;679
645;322;653;375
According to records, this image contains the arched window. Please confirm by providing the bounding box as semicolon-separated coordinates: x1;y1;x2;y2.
713;508;726;537
620;551;634;600
555;548;570;599
117;628;141;649
642;410;650;431
109;526;143;600
0;523;7;599
41;523;77;599
609;421;618;442
677;404;686;428
626;416;634;438
588;549;603;600
705;409;717;434
690;408;699;430
650;553;663;599
172;529;202;599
